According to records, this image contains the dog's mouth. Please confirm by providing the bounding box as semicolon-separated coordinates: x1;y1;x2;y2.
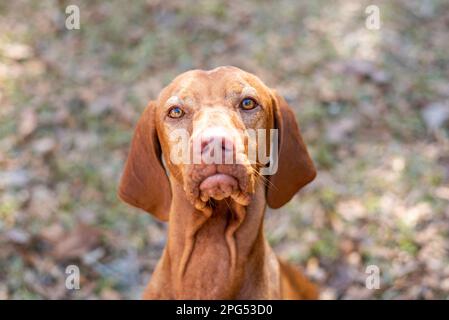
184;164;255;212
199;173;238;201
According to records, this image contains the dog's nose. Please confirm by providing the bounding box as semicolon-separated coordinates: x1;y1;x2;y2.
200;135;235;154
196;127;236;163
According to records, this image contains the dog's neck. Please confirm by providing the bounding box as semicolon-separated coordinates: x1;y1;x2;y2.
152;176;279;299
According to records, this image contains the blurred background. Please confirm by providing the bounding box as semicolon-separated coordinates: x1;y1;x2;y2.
0;0;448;299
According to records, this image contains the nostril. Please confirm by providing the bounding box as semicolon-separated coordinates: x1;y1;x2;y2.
200;137;213;153
222;138;234;152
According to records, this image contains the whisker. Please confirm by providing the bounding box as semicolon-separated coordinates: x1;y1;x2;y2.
253;169;277;190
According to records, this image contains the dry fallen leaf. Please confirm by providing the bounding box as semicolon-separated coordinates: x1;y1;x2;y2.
39;223;66;243
51;224;102;260
100;288;122;300
0;285;8;300
1;43;33;60
18;108;38;139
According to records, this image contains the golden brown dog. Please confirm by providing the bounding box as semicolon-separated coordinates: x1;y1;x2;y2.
118;66;318;299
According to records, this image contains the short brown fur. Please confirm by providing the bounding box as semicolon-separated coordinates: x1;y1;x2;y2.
118;66;318;299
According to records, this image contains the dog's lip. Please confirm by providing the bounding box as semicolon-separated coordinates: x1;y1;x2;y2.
199;173;238;192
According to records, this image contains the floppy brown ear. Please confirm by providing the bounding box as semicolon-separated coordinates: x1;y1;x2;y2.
118;101;171;221
267;91;316;209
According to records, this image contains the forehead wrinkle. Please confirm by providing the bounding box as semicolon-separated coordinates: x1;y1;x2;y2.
173;77;206;105
223;79;247;101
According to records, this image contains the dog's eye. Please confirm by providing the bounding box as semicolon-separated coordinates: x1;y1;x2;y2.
168;106;185;119
240;98;257;110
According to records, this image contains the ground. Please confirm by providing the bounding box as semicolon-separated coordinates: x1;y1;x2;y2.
0;0;448;299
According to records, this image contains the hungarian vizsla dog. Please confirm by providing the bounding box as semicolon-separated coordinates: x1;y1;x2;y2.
118;66;318;299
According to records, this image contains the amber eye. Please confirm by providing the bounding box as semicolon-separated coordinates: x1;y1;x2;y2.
168;106;185;119
240;98;257;110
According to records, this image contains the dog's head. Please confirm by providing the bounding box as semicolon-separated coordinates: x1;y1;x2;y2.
118;66;316;221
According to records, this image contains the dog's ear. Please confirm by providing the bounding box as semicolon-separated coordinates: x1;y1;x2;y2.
266;91;316;209
118;101;171;221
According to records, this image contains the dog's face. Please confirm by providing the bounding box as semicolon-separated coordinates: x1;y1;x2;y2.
118;66;316;221
155;67;275;212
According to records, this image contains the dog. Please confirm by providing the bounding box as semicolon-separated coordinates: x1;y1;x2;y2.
118;66;318;299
